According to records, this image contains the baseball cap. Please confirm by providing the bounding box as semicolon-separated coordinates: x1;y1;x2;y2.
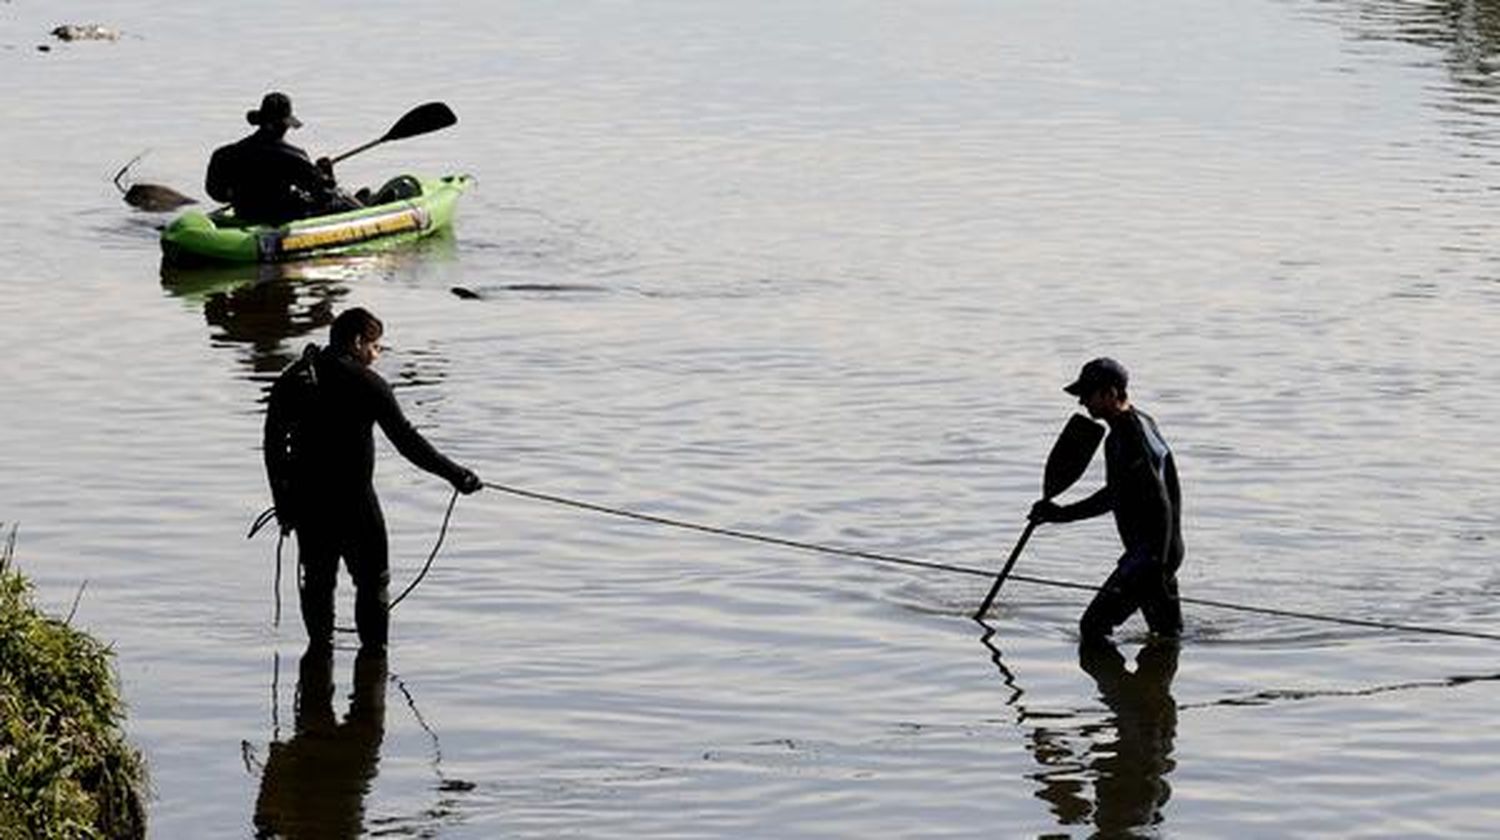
1063;357;1128;396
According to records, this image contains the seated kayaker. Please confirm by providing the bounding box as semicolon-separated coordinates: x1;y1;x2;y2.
206;92;360;225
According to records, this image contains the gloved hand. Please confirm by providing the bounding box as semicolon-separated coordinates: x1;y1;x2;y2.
1029;499;1065;524
455;468;483;495
315;156;334;178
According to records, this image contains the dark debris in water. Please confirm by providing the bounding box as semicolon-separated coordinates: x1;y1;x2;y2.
51;24;121;42
451;283;609;300
113;152;198;211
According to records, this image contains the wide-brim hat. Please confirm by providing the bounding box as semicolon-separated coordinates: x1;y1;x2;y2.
246;91;302;129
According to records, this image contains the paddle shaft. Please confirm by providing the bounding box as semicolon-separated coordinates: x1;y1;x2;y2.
973;520;1037;619
330;137;383;165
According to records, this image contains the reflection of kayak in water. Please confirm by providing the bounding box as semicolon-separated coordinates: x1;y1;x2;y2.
159;229;458;374
158;228;457;300
160;174;472;265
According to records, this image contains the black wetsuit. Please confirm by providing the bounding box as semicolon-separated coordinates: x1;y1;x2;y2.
265;347;470;649
206;128;340;225
1058;407;1184;639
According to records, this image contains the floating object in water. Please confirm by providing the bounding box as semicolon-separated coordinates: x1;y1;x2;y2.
114;152;197;212
160;174;473;264
451;283;608;299
163;102;464;262
123;183;197;212
51;24;121;42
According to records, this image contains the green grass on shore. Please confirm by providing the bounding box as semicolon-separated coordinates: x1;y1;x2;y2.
0;527;147;839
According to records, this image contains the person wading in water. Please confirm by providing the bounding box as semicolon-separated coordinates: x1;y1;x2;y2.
206;91;359;225
264;307;482;652
1028;358;1184;643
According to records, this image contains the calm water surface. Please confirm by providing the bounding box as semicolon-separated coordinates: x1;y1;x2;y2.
4;1;1500;837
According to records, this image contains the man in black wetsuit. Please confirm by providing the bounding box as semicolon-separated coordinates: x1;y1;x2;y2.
206;91;355;225
264;307;482;652
1029;358;1184;642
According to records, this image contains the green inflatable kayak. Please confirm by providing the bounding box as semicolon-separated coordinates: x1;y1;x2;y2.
160;174;472;264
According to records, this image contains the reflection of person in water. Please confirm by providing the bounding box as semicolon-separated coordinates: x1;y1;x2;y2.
985;625;1179;836
1077;639;1179;834
253;646;387;838
159;257;345;375
202;277;338;374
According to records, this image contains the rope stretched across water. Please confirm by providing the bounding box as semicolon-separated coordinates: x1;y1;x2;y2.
478;481;1500;644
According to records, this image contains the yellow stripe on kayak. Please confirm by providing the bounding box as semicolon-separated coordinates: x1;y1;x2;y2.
280;207;428;254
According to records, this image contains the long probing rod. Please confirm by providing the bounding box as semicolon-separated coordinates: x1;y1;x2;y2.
974;521;1040;620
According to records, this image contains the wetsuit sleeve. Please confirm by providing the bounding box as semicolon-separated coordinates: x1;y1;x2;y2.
206;145;236;203
291;156;334;194
366;372;468;486
1057;484;1114;522
277;143;336;195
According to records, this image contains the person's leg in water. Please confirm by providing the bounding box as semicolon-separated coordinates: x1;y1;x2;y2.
296;525;339;650
1080;562;1140;644
1138;570;1183;638
344;491;391;652
1082;551;1182;642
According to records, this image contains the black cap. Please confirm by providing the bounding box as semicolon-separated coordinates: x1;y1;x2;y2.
1063;357;1128;396
246;92;302;129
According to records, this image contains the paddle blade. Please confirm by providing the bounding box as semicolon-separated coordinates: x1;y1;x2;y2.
384;102;457;142
973;413;1103;620
1041;414;1105;499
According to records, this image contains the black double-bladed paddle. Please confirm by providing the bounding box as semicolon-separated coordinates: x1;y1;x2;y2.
973;413;1105;620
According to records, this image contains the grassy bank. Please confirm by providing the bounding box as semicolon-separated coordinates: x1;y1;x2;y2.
0;527;147;839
